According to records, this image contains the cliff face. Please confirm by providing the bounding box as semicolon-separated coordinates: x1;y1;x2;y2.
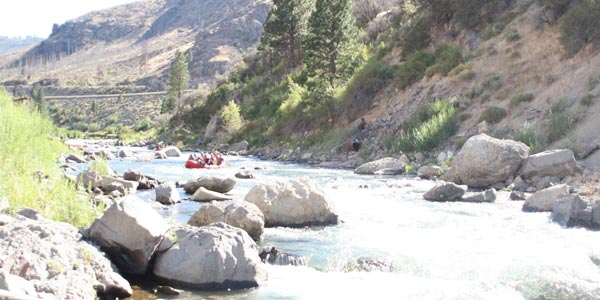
4;0;270;90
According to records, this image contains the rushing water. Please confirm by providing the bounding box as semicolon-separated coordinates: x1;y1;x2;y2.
107;148;600;300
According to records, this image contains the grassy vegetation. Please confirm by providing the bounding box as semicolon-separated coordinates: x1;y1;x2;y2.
393;98;459;153
545;99;577;143
512;122;543;154
510;93;534;108
478;106;508;124
0;89;98;227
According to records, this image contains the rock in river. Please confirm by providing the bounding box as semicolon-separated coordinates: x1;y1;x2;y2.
153;223;266;290
244;178;339;227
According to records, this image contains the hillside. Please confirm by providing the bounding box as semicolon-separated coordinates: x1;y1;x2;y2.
170;0;600;171
0;0;270;90
0;36;43;55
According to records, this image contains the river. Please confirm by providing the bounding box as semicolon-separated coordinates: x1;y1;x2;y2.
107;149;600;300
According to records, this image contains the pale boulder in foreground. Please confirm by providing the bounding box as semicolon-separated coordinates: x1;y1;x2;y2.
447;134;529;188
245;178;339;227
89;197;169;274
153;223;266;290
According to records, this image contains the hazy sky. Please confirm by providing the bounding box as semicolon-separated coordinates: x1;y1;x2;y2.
0;0;141;38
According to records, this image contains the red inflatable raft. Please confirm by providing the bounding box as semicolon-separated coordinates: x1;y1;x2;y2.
184;160;225;169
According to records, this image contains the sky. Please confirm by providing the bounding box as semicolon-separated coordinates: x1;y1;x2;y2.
0;0;141;38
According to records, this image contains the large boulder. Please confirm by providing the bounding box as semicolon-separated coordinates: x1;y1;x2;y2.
244;178;339;227
418;165;443;179
153;223;266;290
355;157;407;175
155;183;181;205
188;202;264;240
191;187;233;202
447;134;529;188
423;181;467;202
0;213;132;299
519;149;579;179
184;177;236;194
89;197;169;274
522;184;570;212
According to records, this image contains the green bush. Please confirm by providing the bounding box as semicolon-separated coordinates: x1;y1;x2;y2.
481;74;504;91
510;93;535;107
393;98;459;152
397;51;436;89
559;0;600;55
580;94;594;106
545;100;576;143
512;123;544;154
478;106;507;124
402;14;431;56
0;89;98;227
505;29;521;41
424;44;464;77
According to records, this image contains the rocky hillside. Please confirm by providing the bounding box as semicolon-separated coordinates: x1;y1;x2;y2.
0;0;270;90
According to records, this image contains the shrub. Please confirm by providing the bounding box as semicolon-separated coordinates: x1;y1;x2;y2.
505;29;521;41
481;22;506;40
220;100;243;135
481;74;503;91
89;158;111;176
478;106;507;124
402;14;431;56
512;123;544;154
545;99;577;143
510;93;535;107
424;44;464;77
397;51;436;89
559;0;600;55
393;98;459;152
580;94;594;106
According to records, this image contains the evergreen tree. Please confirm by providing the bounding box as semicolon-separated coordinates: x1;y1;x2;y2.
31;85;46;114
91;100;99;115
303;0;355;88
167;51;190;111
261;0;312;71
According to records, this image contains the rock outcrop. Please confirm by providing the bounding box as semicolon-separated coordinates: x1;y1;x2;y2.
0;213;132;299
153;223;266;290
245;178;339;227
446;134;529;188
89;197;169;274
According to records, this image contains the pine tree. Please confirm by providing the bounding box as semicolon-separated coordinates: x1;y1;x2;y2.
167;51;190;111
261;0;312;71
303;0;355;88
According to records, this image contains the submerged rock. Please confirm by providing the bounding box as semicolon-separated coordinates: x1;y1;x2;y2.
244;178;339;227
153;223;266;290
344;257;395;272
